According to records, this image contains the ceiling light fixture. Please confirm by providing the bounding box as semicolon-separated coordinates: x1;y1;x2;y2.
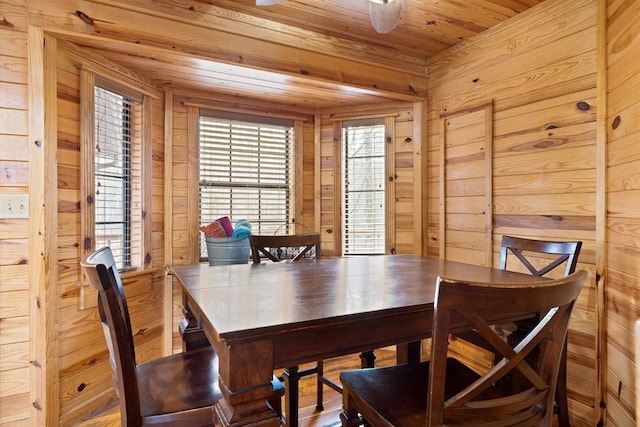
256;0;404;34
368;0;403;34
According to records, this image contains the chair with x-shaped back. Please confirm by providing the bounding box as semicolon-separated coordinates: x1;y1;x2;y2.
340;270;587;427
249;232;320;263
451;235;582;427
249;232;376;426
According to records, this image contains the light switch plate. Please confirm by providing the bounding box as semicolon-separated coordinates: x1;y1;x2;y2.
0;194;29;219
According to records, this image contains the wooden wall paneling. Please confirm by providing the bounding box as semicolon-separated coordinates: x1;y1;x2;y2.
605;0;640;424
427;1;600;423
52;42;166;423
79;68;95;266
60;43;113;425
28;27;59;426
301;120;315;229
636;318;640;424
437;118;446;258
439;104;492;266
164;87;173;355
170;102;188;351
169;104;189;264
425;121;440;257
332;121;342;256
294;120;305;227
394;112;422;254
186;106;200;263
173;89;315;122
427;0;595;82
385;116;396;254
483;104;493;267
0;316;30;425
141;96;153;269
595;0;609;423
414;101;426;256
314;111;321;233
319;116;335;255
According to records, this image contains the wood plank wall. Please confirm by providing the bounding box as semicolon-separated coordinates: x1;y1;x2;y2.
604;0;640;425
317;102;423;257
0;1;30;425
1;0;638;425
426;0;599;424
54;45;167;425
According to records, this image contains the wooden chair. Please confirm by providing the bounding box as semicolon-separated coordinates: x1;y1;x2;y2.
81;247;283;426
249;232;320;263
500;235;581;427
499;235;582;278
340;270;587;427
450;235;582;426
249;233;375;426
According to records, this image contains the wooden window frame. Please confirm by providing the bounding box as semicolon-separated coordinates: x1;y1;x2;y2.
80;69;153;271
197;110;295;259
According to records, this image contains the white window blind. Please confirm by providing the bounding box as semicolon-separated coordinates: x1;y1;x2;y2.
199;115;293;257
343;123;386;255
94;86;138;269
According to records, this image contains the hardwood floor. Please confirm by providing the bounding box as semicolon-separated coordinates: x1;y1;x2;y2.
77;348;397;427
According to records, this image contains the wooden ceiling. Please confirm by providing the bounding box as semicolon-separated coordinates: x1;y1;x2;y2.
211;0;545;59
43;0;547;109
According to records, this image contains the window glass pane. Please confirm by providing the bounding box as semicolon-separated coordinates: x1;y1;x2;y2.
343;124;386;255
94;86;132;268
199;116;293;258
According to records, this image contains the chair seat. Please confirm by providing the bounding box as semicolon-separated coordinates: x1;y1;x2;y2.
137;346;222;421
340;360;474;427
341;359;545;427
137;346;284;425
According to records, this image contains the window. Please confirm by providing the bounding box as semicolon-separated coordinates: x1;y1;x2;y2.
93;86;135;268
342;121;386;255
198;112;294;258
81;71;150;271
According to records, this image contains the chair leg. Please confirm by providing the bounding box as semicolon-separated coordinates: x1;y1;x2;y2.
340;390;364;427
283;366;300;427
316;360;324;411
556;343;570;427
359;350;376;368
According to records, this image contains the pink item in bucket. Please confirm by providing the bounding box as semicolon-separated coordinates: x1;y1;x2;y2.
218;216;234;237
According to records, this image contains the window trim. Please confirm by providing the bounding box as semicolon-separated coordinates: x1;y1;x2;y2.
339;115;396;256
80;69;153;271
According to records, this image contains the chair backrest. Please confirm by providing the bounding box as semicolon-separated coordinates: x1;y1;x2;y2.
81;247;142;424
427;270;587;426
249;232;320;264
499;235;582;278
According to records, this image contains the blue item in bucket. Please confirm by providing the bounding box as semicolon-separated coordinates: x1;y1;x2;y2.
234;219;252;231
232;225;251;238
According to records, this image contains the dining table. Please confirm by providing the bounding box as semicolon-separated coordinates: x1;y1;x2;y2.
168;254;546;427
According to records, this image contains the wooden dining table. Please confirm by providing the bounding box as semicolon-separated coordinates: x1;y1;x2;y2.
168;254;545;427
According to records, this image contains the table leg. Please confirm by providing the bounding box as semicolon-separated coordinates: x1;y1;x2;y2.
179;304;209;351
212;339;283;427
396;341;421;364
